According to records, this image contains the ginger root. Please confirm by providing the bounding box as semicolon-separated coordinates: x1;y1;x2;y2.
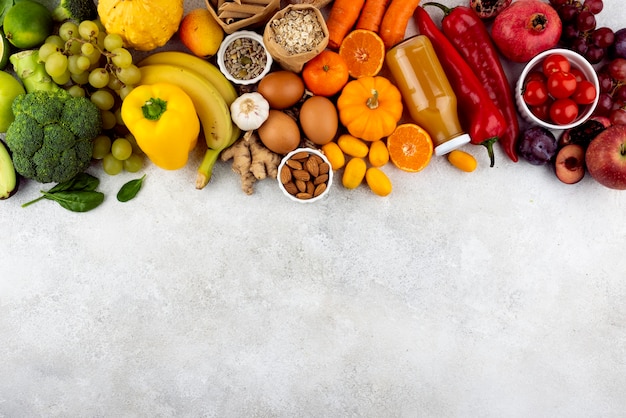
221;131;281;195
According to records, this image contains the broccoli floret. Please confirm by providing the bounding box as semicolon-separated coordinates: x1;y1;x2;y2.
51;0;97;22
62;95;102;139
12;89;68;126
4;90;102;184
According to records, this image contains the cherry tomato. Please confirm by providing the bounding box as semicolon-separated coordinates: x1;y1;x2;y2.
547;71;578;99
530;97;554;122
525;70;547;85
571;80;598;105
569;67;585;83
542;54;571;75
523;80;549;106
550;98;579;125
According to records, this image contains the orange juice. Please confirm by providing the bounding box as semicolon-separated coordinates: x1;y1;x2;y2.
386;35;470;155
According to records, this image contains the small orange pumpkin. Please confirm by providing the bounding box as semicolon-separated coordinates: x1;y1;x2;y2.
302;50;349;97
337;76;403;142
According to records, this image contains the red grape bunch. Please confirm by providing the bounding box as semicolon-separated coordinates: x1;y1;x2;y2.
595;57;626;125
551;0;614;64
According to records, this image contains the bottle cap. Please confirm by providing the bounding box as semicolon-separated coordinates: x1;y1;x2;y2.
434;133;471;156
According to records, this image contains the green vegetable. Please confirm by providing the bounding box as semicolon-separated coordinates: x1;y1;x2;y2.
22;172;104;212
117;174;145;202
51;0;96;22
9;49;61;93
4;89;102;184
0;0;13;22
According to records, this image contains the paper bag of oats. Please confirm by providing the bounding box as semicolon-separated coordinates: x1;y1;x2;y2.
263;5;329;73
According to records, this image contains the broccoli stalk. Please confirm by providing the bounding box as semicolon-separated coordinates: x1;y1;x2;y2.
9;50;62;93
51;0;97;22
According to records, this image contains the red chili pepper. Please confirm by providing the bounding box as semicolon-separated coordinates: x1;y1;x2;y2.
424;2;521;163
414;6;506;167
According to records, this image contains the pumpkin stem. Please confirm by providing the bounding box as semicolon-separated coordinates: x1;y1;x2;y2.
366;89;379;109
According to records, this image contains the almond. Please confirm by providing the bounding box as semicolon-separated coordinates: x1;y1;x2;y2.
286;159;303;170
284;181;298;195
280;165;292;184
313;183;326;197
314;173;328;185
318;161;330;175
305;157;320;177
292;169;311;182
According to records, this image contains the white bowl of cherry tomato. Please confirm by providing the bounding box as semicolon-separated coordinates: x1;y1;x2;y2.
516;48;600;130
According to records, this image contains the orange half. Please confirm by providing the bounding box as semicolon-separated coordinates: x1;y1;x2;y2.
338;29;385;79
386;123;433;172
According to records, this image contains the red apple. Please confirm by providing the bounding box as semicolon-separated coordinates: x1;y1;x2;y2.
585;124;626;190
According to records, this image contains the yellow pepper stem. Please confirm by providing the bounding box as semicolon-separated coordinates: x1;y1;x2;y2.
142;97;167;120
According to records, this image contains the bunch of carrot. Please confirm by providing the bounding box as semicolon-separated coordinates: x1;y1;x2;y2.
327;0;422;50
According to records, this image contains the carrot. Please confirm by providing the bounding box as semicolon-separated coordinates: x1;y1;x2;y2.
379;0;422;49
356;0;391;33
326;0;367;50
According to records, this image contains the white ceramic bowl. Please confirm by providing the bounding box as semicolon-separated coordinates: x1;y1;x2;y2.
277;148;333;203
515;48;600;130
217;30;273;85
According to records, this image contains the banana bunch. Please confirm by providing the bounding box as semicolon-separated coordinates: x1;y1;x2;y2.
137;51;241;189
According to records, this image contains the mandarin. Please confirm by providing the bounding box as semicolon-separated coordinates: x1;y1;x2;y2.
386;124;433;172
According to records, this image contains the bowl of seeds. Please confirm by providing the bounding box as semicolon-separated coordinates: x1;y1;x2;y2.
278;148;333;203
217;30;273;85
263;4;329;73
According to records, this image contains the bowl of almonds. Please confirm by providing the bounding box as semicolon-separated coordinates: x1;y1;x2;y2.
278;148;333;203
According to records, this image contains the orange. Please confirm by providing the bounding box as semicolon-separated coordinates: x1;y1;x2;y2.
302;50;349;97
178;8;224;58
386;123;433;172
338;29;385;79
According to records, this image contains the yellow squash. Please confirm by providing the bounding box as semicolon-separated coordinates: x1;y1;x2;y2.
97;0;184;51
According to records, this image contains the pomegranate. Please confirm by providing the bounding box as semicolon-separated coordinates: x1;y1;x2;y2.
491;0;562;63
469;0;512;19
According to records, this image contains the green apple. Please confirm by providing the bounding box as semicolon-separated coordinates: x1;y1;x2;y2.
0;70;25;133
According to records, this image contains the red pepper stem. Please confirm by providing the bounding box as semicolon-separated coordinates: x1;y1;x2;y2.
422;2;453;16
480;136;498;168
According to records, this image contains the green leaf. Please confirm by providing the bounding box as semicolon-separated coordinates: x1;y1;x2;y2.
42;190;104;212
47;172;100;194
117;174;146;203
0;0;13;23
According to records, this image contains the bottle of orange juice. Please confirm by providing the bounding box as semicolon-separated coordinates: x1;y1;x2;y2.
386;35;470;156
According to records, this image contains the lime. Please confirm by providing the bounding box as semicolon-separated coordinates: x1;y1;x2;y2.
0;29;10;70
3;0;53;49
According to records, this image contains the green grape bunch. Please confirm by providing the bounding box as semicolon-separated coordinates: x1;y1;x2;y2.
38;20;141;96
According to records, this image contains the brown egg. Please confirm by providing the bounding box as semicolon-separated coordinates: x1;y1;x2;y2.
299;95;338;145
258;110;301;154
257;71;305;109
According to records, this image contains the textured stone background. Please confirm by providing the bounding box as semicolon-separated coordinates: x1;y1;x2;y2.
2;1;625;417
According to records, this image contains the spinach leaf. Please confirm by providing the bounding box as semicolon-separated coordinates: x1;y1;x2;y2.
42;191;105;212
22;172;104;212
47;172;100;193
117;174;146;202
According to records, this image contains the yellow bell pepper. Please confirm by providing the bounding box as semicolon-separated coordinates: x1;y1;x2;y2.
121;83;200;170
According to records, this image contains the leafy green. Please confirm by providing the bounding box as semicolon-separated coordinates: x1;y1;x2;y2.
0;0;13;23
21;172;104;212
117;174;146;203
